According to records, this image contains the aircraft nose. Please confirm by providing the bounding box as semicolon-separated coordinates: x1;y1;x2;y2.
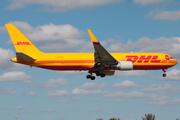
174;59;178;65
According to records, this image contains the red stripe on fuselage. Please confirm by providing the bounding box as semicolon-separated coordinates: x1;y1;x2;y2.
38;65;93;70
37;65;174;71
133;65;174;70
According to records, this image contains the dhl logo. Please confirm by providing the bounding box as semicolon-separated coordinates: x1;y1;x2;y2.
126;55;161;63
14;42;32;45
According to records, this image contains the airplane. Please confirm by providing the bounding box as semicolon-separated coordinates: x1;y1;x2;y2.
5;24;178;80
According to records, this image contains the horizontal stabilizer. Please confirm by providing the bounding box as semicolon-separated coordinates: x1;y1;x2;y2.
16;52;35;61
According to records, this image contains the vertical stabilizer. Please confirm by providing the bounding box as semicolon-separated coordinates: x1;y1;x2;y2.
5;24;42;54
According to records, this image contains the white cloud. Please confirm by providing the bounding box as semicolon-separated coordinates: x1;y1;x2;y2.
24;91;37;96
88;108;101;111
0;86;17;94
140;83;180;93
3;21;180;57
0;25;7;34
78;41;94;52
0;48;14;71
0;47;24;71
146;101;168;105
40;38;85;51
71;88;102;95
78;40;108;53
0;48;14;59
40;78;71;88
2;21;85;52
79;82;107;90
145;11;155;18
107;37;180;58
113;80;138;89
111;99;126;102
146;10;180;21
102;90;169;100
163;0;180;6
154;10;180;21
21;77;71;88
147;94;170;100
146;99;180;106
71;97;84;101
56;100;68;103
71;82;106;95
103;91;144;98
28;91;37;96
43;109;54;112
7;0;123;11
92;108;100;111
92;98;99;101
154;69;180;81
115;70;148;76
39;103;48;105
0;71;32;82
164;69;180;80
15;106;26;109
46;89;69;97
173;99;180;103
133;0;166;6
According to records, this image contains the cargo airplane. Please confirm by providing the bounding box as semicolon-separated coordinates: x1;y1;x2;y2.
6;24;178;80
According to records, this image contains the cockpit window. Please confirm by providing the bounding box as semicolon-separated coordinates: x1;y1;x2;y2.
170;57;173;59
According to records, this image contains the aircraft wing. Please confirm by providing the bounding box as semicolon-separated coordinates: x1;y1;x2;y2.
87;29;118;66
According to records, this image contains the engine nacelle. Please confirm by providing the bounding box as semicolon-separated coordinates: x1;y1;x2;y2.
111;61;134;70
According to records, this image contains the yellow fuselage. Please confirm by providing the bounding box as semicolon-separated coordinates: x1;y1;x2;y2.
11;52;177;71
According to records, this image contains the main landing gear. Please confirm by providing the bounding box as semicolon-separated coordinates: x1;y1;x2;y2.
162;69;167;77
95;71;105;78
86;71;106;80
86;74;95;80
86;63;106;80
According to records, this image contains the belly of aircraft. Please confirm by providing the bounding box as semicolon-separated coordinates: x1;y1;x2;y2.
35;64;174;71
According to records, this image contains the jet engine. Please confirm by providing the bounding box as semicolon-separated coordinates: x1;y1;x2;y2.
110;61;134;70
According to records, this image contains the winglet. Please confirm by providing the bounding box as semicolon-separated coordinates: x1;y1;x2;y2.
87;29;118;65
87;29;100;45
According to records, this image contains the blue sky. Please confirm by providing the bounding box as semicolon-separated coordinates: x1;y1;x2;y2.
0;0;180;120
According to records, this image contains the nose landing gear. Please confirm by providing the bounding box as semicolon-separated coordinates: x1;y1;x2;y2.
162;69;167;77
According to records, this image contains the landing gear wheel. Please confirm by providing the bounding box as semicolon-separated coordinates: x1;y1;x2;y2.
86;75;96;80
96;72;100;76
100;73;105;78
162;69;167;77
86;75;91;79
91;76;95;80
163;74;167;77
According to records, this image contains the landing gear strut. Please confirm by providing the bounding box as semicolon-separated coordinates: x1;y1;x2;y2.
162;69;167;77
100;73;105;78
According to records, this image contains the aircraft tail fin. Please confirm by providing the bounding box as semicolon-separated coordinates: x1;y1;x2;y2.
5;24;42;54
